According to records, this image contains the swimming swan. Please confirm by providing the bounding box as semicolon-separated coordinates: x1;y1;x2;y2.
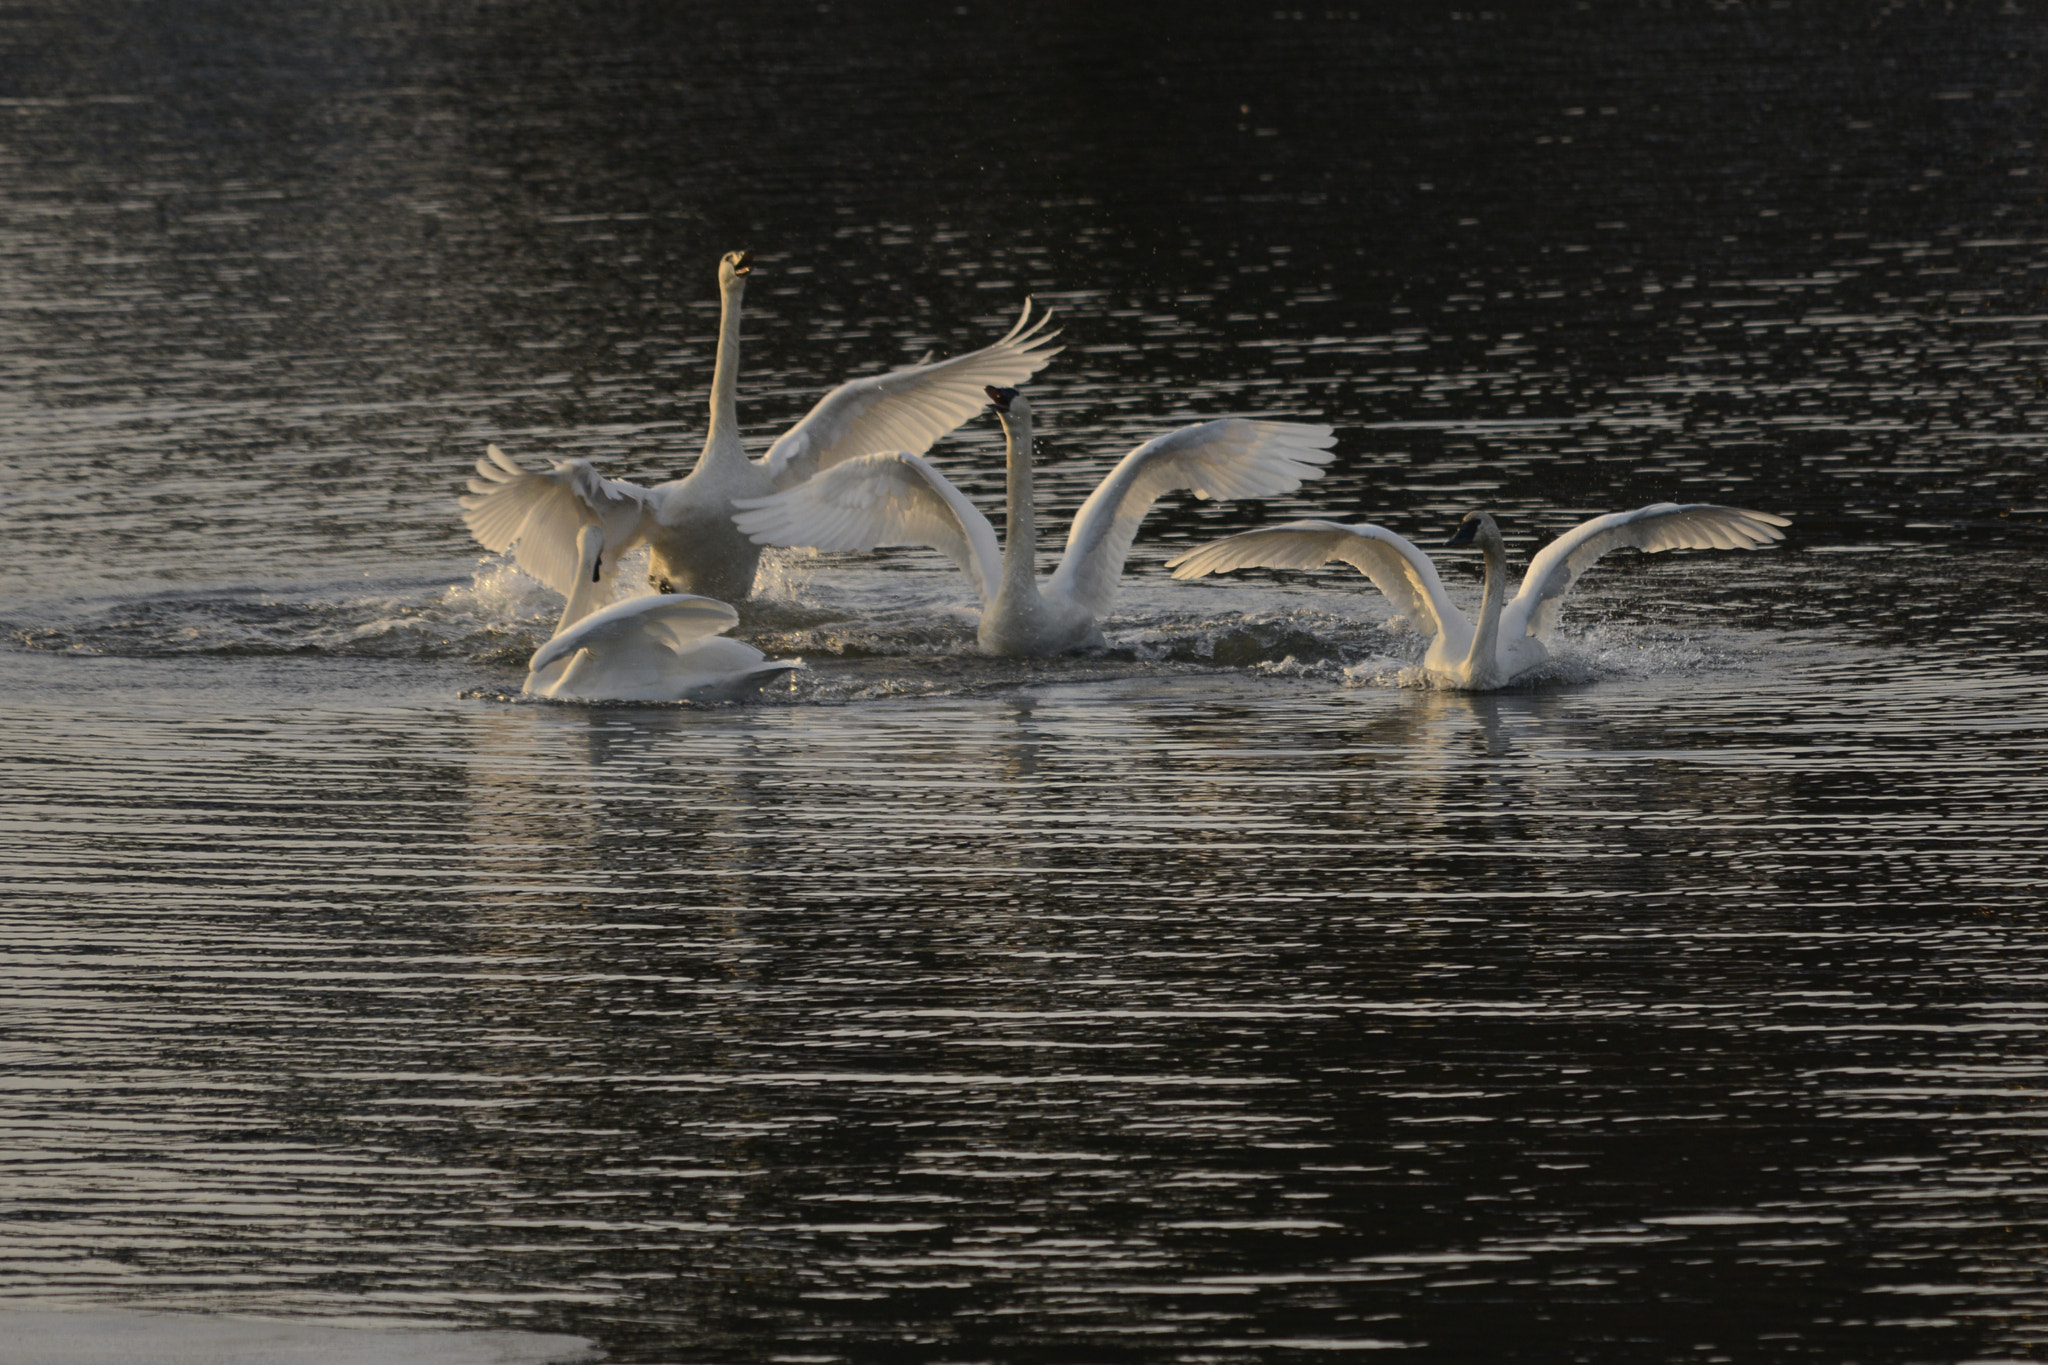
731;387;1336;657
522;523;799;701
1167;504;1790;689
463;251;1062;602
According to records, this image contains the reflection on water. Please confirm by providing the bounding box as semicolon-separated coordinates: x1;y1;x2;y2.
7;645;2048;1361
6;2;2048;1362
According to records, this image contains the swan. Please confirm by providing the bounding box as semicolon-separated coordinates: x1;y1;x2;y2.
1166;503;1791;689
461;251;1061;603
522;521;630;698
522;522;800;702
731;386;1337;657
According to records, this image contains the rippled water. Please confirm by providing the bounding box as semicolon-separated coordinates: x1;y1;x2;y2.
5;4;2048;1362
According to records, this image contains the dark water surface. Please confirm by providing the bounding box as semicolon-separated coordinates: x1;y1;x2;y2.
5;4;2048;1362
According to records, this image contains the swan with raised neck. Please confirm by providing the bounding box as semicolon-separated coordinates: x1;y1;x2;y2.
1167;501;1792;690
1440;511;1512;690
728;385;1336;658
645;250;775;602
978;386;1105;657
463;253;1062;608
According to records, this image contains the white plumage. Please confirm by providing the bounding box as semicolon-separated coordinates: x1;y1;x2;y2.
1050;418;1336;620
462;251;1060;602
461;447;649;603
524;594;798;702
731;451;1003;605
733;387;1336;657
519;522;799;702
1168;503;1790;690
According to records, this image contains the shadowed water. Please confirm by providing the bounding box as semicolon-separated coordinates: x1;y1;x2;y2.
5;4;2048;1362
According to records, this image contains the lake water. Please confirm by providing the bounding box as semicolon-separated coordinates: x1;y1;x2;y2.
4;4;2048;1362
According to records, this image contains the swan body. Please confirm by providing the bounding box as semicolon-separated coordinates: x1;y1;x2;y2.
733;387;1337;658
521;523;799;701
1168;503;1791;690
463;251;1062;602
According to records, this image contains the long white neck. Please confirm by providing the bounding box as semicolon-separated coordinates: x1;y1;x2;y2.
698;273;748;472
997;404;1039;602
1464;523;1508;685
556;527;612;632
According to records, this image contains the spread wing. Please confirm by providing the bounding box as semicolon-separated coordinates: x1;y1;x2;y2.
460;444;654;595
1166;519;1463;641
526;593;739;677
732;452;1001;605
760;301;1061;489
1505;502;1791;640
1049;419;1336;619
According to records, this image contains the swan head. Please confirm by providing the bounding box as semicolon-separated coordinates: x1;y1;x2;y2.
1444;511;1499;548
985;384;1035;423
718;250;753;287
985;386;1035;446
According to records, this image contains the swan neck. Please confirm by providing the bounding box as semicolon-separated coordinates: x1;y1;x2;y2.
556;529;609;632
701;274;746;467
999;408;1038;597
1465;527;1507;676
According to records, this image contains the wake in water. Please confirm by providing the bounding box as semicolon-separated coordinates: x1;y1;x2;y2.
4;548;1770;698
6;563;562;663
1222;615;1758;691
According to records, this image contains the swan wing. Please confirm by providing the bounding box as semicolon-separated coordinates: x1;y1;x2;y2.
461;444;653;595
1048;419;1336;619
760;301;1062;489
732;451;1002;605
670;636;802;691
1166;519;1463;639
527;593;739;677
1507;502;1791;639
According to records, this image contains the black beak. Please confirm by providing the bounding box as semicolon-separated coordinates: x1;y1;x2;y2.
592;553;603;583
734;251;753;275
1444;521;1478;548
985;385;1016;413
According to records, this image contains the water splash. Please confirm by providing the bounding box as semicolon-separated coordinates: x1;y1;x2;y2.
751;546;822;602
4;552;1782;706
4;557;570;663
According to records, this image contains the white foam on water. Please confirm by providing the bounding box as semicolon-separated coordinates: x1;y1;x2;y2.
751;545;821;602
7;547;1785;707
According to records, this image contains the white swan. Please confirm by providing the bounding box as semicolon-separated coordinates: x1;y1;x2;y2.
461;251;1061;603
522;523;799;702
1167;503;1791;690
732;387;1337;657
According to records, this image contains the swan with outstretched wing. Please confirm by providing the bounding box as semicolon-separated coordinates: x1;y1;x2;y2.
732;387;1336;657
1167;503;1790;689
462;251;1060;602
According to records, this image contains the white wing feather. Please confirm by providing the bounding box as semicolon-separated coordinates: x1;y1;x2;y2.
760;302;1062;490
733;452;1002;605
1049;419;1336;619
527;593;739;676
1505;503;1791;639
460;444;654;595
1165;519;1463;640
